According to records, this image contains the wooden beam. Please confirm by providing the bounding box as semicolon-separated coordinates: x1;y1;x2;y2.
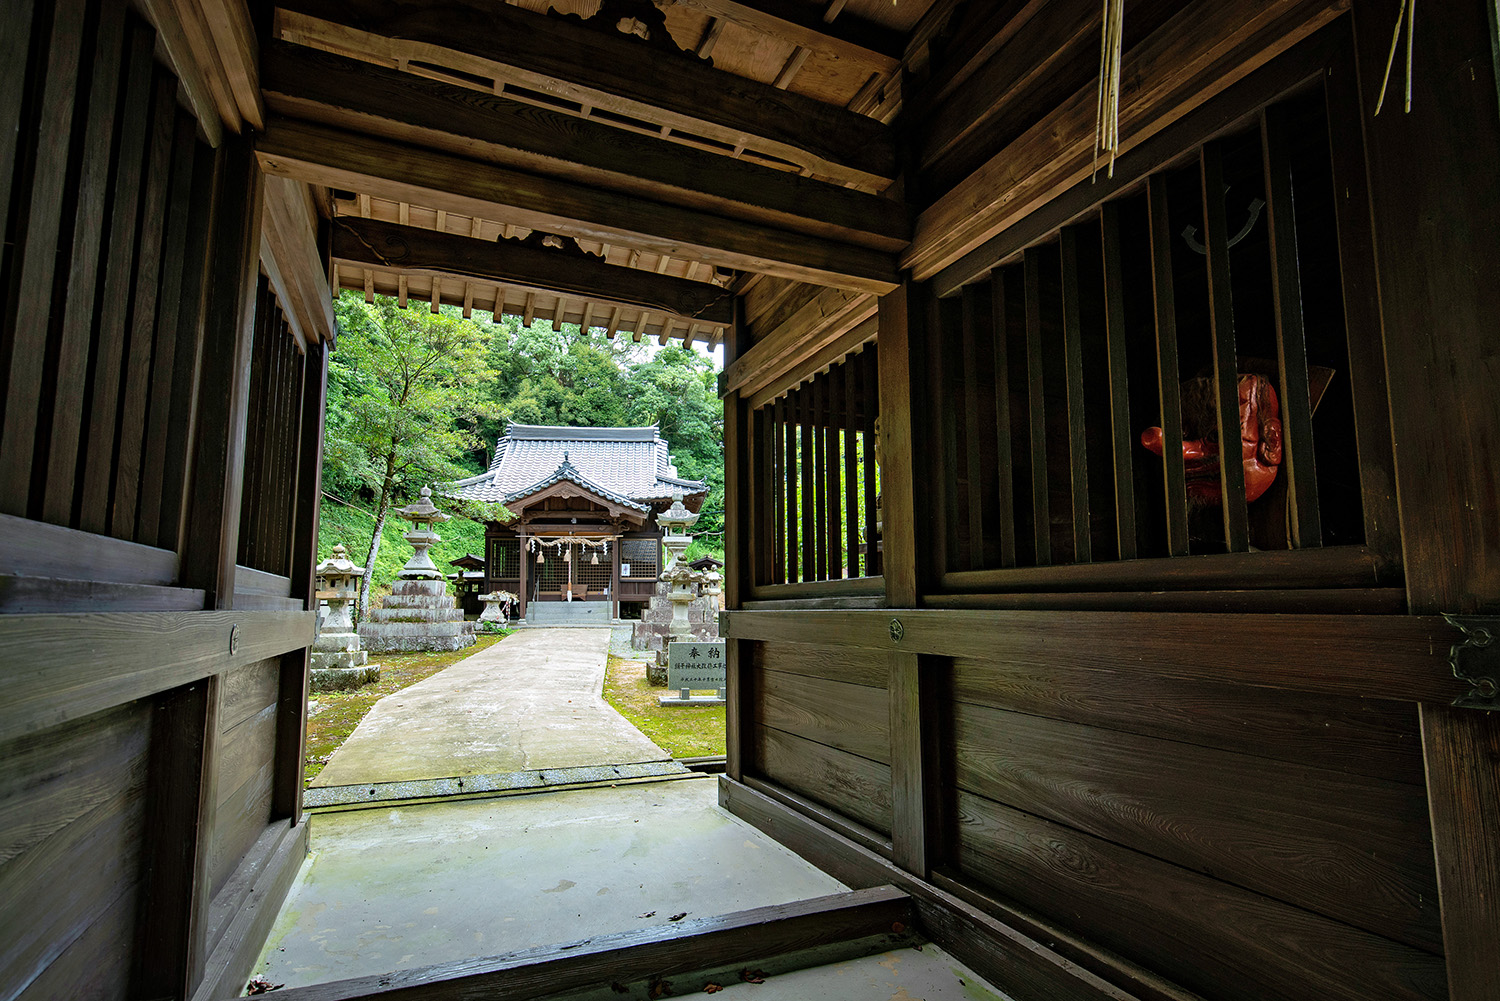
262;175;335;343
903;0;1348;279
0;609;314;743
256;118;898;294
273;0;896;187
331;217;734;326
260;42;907;252
721;287;877;397
722;608;1465;705
671;0;903;71
252;886;913;1001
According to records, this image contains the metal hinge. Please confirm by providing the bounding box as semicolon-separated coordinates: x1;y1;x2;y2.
1443;614;1500;710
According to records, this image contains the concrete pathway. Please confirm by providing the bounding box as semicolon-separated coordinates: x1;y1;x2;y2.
254;778;851;989
311;628;670;788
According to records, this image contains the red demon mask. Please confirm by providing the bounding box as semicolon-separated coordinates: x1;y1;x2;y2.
1141;373;1283;505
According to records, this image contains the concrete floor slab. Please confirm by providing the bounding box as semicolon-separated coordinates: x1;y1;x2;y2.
255;776;848;989
312;627;670;787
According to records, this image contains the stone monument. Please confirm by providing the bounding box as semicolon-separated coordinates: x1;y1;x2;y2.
358;487;477;653
633;493;720;684
310;544;378;692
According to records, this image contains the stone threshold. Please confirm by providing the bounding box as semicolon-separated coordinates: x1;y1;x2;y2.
304;759;691;810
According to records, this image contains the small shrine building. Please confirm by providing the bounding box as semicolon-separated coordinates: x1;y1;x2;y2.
446;425;706;622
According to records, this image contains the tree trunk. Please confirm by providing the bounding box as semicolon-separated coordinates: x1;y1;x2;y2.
358;457;397;619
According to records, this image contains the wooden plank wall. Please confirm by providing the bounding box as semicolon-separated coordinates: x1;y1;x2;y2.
0;3;326;998
721;4;1495;1001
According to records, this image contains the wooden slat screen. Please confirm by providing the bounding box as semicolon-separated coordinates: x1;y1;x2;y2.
236;278;304;577
755;347;879;586
0;8;214;552
932;86;1391;585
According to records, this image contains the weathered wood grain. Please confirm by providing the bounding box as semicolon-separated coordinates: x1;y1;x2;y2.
754;724;892;835
954;790;1447;1001
0;609;314;743
753;639;889;690
951;651;1424;785
724;607;1462;704
952;701;1440;950
756;668;889;763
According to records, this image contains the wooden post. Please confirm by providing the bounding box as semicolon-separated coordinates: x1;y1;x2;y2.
877;280;939;876
724;297;752;782
1351;3;1500;996
135;132;263;1000
275;339;328;824
518;529;529;621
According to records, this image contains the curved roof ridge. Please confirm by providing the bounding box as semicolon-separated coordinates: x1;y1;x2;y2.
502;453;650;512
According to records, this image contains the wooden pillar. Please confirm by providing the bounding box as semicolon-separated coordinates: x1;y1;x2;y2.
611;533;621;620
135;133;263;1001
878;280;941;877
724;297;752;782
517;529;529;622
1351;2;1500;996
275;338;327;824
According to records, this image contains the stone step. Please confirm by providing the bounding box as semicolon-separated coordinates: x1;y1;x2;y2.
363;606;469;623
390;579;450;597
375;594;461;610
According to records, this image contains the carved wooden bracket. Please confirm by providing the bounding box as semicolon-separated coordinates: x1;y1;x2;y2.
508;229;606;260
547;0;710;65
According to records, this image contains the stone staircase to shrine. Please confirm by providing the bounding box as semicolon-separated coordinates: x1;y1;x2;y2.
523;600;614;626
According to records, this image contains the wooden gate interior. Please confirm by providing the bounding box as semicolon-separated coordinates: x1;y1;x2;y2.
1;1;1497;1000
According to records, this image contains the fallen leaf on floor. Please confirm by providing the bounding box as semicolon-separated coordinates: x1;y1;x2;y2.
669;912;688;921
648;977;672;999
637;911;656;918
739;969;766;984
611;983;629;994
246;975;285;994
703;984;724;994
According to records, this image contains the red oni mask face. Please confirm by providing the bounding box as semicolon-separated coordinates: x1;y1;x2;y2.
1141;373;1283;505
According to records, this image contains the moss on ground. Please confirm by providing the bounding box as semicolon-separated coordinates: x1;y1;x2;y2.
304;633;507;784
602;653;725;759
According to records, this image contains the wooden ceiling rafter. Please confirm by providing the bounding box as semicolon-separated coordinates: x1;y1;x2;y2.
258;41;909;249
272;0;897;188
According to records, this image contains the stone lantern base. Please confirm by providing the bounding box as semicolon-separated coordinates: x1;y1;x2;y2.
359;579;477;653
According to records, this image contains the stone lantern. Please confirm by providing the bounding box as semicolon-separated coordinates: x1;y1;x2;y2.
310;544;377;691
657;491;699;572
395;485;450;580
650;492;705;683
358;486;477;653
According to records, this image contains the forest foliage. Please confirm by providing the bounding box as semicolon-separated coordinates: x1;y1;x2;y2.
320;291;724;603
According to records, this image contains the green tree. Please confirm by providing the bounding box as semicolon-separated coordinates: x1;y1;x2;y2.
324;292;496;615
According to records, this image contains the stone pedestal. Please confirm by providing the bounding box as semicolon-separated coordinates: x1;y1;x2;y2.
476;590;515;634
357;487;477;654
359;579;476;652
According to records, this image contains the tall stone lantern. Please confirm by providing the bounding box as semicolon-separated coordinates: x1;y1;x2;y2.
359;486;477;653
310;544;376;691
651;492;705;682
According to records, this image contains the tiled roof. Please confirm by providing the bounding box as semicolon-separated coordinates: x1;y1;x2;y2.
447;424;707;508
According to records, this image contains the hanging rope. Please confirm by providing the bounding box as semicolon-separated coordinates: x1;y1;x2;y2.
1093;0;1126;180
1375;0;1416;115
